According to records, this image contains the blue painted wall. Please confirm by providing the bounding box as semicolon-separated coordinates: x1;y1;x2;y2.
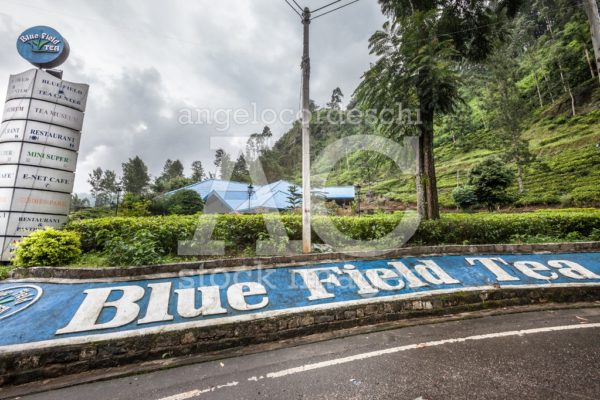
1;252;600;349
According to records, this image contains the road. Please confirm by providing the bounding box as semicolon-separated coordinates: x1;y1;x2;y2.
16;307;600;400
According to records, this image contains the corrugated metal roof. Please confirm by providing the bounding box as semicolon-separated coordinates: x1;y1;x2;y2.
168;179;354;213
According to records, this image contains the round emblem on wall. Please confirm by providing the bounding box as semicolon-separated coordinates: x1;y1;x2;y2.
16;26;70;69
0;285;43;321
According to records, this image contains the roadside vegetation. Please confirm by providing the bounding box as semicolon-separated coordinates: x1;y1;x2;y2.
4;209;599;270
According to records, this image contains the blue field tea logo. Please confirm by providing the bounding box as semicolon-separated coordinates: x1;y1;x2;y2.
16;26;70;69
0;285;43;321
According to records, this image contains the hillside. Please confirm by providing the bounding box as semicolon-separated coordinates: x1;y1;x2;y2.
259;82;600;210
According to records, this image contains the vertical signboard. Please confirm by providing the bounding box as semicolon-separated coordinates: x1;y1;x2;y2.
0;68;88;260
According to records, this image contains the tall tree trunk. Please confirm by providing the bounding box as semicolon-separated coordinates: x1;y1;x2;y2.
533;70;544;107
557;62;577;116
584;48;596;79
516;161;524;194
420;107;440;220
415;134;426;218
543;74;555;103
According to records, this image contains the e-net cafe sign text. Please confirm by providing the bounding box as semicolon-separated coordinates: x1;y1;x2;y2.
1;252;600;353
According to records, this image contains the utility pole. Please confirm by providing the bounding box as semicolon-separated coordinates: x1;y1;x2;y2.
301;7;312;253
284;0;361;253
584;0;600;84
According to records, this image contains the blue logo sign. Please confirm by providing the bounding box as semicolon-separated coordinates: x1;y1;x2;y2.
16;26;70;68
0;285;43;321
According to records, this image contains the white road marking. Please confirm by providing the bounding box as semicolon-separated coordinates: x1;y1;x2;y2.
265;323;600;378
157;323;600;399
158;381;238;400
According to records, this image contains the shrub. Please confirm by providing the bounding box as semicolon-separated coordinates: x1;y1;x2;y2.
452;185;478;210
65;209;600;257
119;193;151;217
12;228;82;267
166;190;204;215
469;157;515;210
105;229;162;266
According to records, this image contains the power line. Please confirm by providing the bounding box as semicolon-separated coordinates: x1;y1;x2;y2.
313;0;343;14
284;0;302;17
291;0;304;13
312;0;361;20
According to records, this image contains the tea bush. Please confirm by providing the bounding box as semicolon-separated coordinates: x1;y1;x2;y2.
13;228;82;267
65;208;600;257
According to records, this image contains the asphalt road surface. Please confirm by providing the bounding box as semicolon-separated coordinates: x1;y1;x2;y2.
16;307;600;400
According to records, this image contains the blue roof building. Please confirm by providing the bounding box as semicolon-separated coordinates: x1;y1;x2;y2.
168;179;355;214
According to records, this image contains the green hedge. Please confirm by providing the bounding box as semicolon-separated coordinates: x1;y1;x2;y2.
65;209;600;255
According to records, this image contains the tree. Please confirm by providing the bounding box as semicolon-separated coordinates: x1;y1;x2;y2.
327;87;344;110
88;168;119;206
160;159;184;181
483;44;533;194
356;0;523;220
70;194;90;211
452;186;478;211
191;160;205;182
231;154;250;183
469;158;515;211
121;156;150;195
214;149;233;179
287;185;302;210
246;126;273;161
88;167;104;206
166;190;204;215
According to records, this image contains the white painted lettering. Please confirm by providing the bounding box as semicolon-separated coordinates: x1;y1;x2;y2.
227;282;269;311
293;267;343;300
513;261;558;280
466;257;520;281
56;286;144;334
547;260;600;280
414;260;460;285
138;283;174;324
175;286;227;318
388;262;428;288
342;265;378;295
365;268;405;291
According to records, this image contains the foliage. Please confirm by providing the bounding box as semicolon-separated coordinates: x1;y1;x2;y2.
88;167;120;207
214;149;234;179
12;228;82;267
166;190;204;215
287;185;302;210
70;194;90;211
121;156;150;195
452;186;479;211
231;154;250;183
0;266;12;280
327;87;344;110
105;229;162;266
69;206;115;220
191;160;205;182
119;193;151;217
65;209;600;258
469;158;515;210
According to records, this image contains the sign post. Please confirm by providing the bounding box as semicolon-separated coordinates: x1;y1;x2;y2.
0;26;88;260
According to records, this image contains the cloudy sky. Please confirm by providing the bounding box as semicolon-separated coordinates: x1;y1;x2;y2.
0;0;386;193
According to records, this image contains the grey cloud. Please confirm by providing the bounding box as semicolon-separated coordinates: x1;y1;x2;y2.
0;1;387;192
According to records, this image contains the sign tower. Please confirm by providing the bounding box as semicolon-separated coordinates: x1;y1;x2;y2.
0;26;88;260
